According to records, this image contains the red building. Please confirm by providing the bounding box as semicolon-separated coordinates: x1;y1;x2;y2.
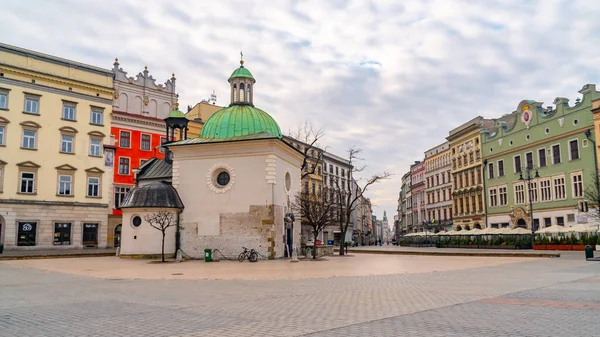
108;60;178;246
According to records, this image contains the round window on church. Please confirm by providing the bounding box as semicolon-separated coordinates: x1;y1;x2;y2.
285;172;291;192
216;171;230;187
132;216;142;227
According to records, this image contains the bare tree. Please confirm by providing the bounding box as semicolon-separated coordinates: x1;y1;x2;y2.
334;147;392;255
144;210;176;262
292;191;336;259
585;171;600;221
286;121;326;179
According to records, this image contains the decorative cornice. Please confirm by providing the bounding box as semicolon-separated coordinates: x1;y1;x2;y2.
20;121;42;128
16;161;41;168
85;167;105;174
55;164;77;171
111;111;166;129
87;130;106;138
0;63;113;92
59;126;78;134
0;76;112;105
0;198;109;208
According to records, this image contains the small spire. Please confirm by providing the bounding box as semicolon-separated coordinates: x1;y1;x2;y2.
240;50;244;67
172;73;176;78
144;66;148;71
115;57;119;62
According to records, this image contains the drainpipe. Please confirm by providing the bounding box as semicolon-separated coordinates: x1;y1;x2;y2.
482;159;488;228
175;210;181;256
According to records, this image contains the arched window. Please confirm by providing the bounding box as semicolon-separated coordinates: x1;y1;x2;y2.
247;84;251;102
239;83;245;102
233;83;237;102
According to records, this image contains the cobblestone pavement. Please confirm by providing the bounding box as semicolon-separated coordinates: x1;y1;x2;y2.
1;254;599;336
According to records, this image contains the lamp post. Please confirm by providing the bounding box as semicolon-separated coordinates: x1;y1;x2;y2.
584;129;599;216
519;165;540;246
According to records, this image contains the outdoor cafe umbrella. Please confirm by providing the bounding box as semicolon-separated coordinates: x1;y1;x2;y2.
561;223;598;233
479;227;500;235
509;227;532;235
535;225;564;235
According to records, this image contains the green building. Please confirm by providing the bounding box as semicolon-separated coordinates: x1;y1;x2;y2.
481;84;600;230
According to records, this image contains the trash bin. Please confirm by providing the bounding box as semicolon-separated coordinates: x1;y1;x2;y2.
204;248;212;262
585;245;594;259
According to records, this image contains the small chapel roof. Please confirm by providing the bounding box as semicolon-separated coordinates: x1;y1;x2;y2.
137;158;172;181
120;181;184;209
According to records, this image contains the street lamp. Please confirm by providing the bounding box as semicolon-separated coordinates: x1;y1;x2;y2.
519;165;540;246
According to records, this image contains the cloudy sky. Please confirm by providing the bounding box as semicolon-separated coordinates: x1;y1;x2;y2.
2;0;600;221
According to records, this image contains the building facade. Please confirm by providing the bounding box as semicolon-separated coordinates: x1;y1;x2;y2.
322;151;352;244
448;117;489;230
424;141;453;232
410;161;426;232
482;84;600;230
108;60;178;247
399;171;410;235
0;43;113;250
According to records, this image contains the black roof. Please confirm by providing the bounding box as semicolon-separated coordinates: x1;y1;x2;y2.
119;182;184;209
137;158;172;181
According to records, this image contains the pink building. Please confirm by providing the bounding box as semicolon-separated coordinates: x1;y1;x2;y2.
409;161;426;232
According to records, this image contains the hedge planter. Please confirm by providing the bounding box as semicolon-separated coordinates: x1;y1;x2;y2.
546;245;560;250
558;245;572;251
571;245;586;251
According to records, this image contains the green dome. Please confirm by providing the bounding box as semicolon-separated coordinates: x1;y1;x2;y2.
200;105;282;139
167;107;186;118
229;66;255;81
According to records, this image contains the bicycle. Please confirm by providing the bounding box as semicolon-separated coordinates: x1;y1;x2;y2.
238;247;259;262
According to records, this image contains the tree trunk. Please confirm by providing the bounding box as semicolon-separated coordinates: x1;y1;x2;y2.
161;231;165;262
313;230;318;260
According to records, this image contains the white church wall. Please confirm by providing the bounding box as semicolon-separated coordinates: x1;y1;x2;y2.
170;140;303;259
120;207;177;256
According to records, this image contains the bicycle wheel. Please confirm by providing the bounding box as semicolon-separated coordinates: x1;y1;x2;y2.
238;253;246;262
249;252;258;262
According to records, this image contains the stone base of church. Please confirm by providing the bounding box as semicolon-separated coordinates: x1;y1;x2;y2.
181;205;300;260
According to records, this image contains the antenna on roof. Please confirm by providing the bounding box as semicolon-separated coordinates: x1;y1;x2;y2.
210;90;217;105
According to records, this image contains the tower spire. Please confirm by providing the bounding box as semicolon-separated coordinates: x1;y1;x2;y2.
240;50;244;67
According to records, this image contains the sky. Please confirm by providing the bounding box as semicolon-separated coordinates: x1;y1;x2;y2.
2;0;600;221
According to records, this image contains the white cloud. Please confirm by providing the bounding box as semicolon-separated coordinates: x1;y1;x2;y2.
2;0;600;220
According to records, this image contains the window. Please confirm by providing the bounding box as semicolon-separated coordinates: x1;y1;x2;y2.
0;89;8;109
132;216;142;227
53;223;71;246
304;181;308;193
140;134;151;151
329;165;333;174
489;188;498;207
87;177;100;197
58;175;72;196
118;157;130;175
525;152;533;169
499;186;507;206
317;166;321;175
17;222;37;246
90;139;102;156
61;134;74;153
515;183;525;204
24;95;39;114
311;182;315;194
160;136;166;153
552;144;561;164
538;148;547;167
540;179;552;201
572;173;583;198
544;218;552;227
556;216;565;226
436;174;439;185
336;167;339;175
469;153;473;163
0;125;5;145
119;131;131;148
216;172;230;186
498;160;504;177
20;172;35;194
22;129;36;149
341;169;345;177
442;174;445;184
553;176;566;200
514;155;521;173
62;102;76;120
569;139;579;160
114;186;131;209
488;162;494;179
529;181;538;203
567;214;575;223
0;166;4;193
91;108;104;125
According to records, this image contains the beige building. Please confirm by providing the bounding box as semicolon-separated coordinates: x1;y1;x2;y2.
447;116;491;230
186;99;222;138
424;142;453;231
0;43;113;249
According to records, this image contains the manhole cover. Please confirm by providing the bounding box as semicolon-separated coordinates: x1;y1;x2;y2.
172;273;184;276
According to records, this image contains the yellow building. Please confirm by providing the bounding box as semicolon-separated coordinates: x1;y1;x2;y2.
0;43;114;250
447;116;490;230
185;100;222;138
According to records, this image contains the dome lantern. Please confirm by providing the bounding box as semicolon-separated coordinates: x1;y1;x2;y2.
228;51;256;106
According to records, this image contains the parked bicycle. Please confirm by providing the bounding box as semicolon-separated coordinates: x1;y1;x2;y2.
238;247;259;262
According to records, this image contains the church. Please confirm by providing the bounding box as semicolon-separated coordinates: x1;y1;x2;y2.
118;58;304;259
